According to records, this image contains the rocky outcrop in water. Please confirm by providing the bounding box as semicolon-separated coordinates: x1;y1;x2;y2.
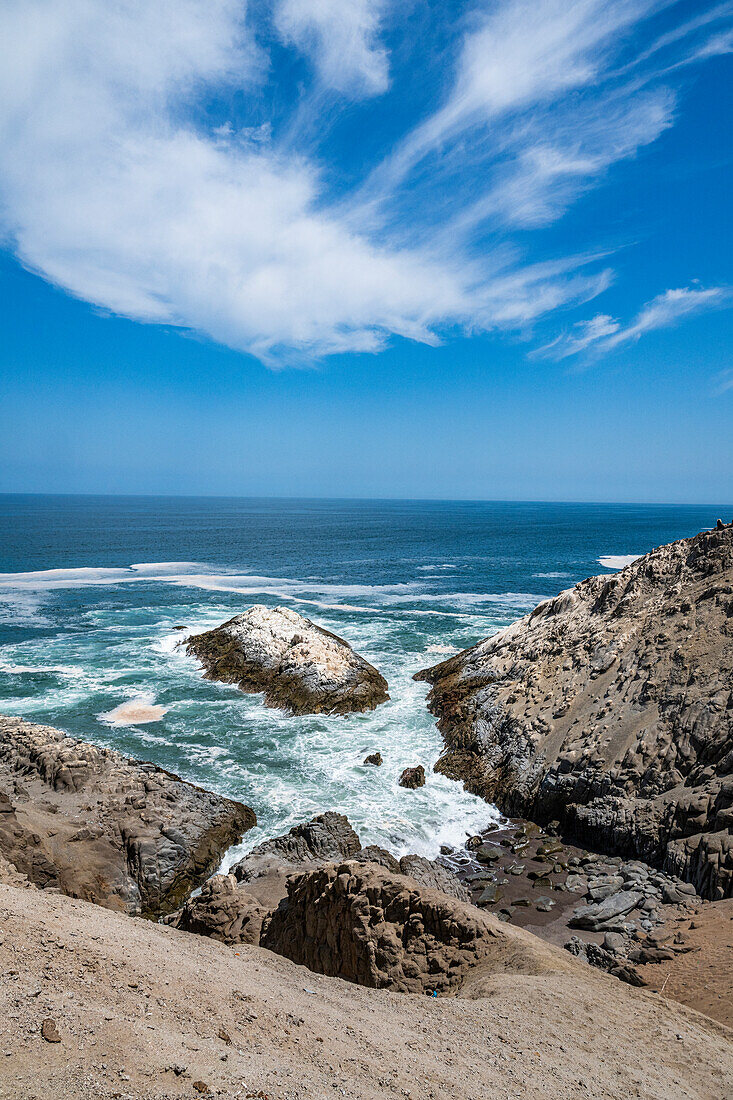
416;522;733;900
0;715;256;917
186;605;389;715
399;765;426;789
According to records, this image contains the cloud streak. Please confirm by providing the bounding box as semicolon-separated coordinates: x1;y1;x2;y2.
0;0;730;362
539;286;732;359
273;0;390;96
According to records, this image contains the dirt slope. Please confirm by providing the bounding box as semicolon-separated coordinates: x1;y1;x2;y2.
0;883;731;1100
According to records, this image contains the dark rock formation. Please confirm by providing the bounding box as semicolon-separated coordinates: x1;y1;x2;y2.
363;752;383;766
416;522;733;900
166;874;268;945
230;812;361;883
185;605;389;715
399;765;426;789
261;860;571;994
565;937;645;987
0;715;255;917
169;813;471;942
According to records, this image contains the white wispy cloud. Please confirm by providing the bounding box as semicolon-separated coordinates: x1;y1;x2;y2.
0;0;729;362
273;0;390;96
538;286;733;360
713;368;733;394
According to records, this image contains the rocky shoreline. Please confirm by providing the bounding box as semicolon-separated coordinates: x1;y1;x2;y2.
416;520;733;900
1;524;733;1095
0;714;256;917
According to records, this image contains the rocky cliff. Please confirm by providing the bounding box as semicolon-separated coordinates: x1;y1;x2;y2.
0;715;256;916
186;605;389;715
416;522;733;900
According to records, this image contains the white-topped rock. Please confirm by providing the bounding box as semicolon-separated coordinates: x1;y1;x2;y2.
186;605;389;715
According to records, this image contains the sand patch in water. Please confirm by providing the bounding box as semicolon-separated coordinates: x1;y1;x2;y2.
101;699;168;726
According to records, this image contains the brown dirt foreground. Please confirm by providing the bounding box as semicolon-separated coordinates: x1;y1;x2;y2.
0;884;731;1100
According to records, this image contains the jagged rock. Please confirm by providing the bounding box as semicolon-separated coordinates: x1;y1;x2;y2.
392;853;471;902
363;752;383;766
166;874;268;945
355;844;401;873
186;605;389;715
261;860;573;994
234;814;470;902
399;765;426;789
231;812;361;883
0;715;255;917
565;937;645;987
172;815;471;944
416;523;733;899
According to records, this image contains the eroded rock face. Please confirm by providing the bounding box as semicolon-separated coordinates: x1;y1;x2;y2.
230;812;361;883
166;874;268;945
186;606;389;716
261;860;571;994
0;715;256;917
416;523;733;900
168;813;471;942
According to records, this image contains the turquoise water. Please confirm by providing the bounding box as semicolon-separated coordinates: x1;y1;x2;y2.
0;496;726;864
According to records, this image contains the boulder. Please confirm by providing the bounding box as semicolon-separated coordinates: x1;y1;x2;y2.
363;752;383;766
416;522;733;899
0;715;255;917
186;605;389;715
568;890;643;931
399;765;426;789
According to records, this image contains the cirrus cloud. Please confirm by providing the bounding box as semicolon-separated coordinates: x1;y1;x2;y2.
0;0;730;363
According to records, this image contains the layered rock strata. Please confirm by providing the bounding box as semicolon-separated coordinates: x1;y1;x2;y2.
0;715;256;917
416;523;733;899
186;605;389;715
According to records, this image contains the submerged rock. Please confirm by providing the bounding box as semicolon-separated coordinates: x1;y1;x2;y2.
0;715;256;918
186;605;389;715
416;522;733;900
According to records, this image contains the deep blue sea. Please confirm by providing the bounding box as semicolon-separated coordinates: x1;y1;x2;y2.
0;496;727;865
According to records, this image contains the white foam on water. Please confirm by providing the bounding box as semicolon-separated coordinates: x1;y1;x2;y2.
0;661;82;676
597;554;641;570
0;557;533;866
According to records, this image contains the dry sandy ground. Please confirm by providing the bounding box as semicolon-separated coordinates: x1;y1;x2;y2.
0;884;731;1100
637;901;733;1028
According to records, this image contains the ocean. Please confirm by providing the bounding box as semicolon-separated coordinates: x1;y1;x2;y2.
0;495;726;867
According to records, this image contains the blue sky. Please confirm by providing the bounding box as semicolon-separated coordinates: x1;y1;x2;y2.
0;0;732;501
